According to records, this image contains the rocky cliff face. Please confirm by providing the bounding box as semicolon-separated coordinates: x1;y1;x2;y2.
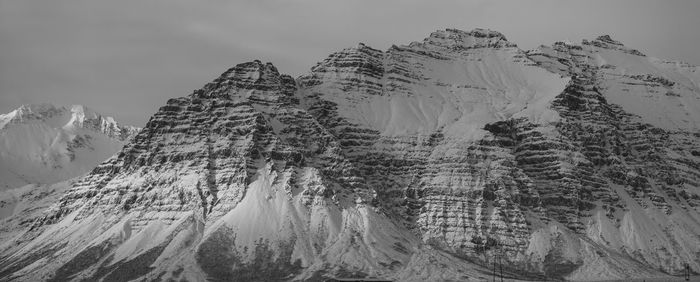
0;29;699;281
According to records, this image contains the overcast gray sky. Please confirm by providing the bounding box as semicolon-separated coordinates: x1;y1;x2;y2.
1;0;699;126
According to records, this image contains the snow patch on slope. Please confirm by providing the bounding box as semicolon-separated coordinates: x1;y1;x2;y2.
594;50;700;130
303;37;568;140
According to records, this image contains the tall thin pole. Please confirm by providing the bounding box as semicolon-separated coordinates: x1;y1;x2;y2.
492;243;497;282
500;249;504;282
687;263;690;281
492;252;496;282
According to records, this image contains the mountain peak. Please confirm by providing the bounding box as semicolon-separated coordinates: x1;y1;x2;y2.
0;103;138;141
463;28;507;39
421;28;516;50
232;60;281;79
582;34;645;56
1;103;73;129
192;60;297;106
197;60;283;97
432;28;508;39
595;34;623;46
224;60;281;81
6;103;99;120
12;103;64;118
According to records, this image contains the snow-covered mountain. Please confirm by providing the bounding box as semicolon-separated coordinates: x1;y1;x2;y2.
0;29;699;281
0;104;139;190
0;104;139;249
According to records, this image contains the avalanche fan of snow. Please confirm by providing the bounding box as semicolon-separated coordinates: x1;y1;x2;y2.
0;29;699;282
0;104;139;190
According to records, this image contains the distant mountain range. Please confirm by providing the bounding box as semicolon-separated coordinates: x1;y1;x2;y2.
0;28;699;281
0;103;138;190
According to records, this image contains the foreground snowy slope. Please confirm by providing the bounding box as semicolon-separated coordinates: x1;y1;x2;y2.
0;29;698;281
0;104;139;190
